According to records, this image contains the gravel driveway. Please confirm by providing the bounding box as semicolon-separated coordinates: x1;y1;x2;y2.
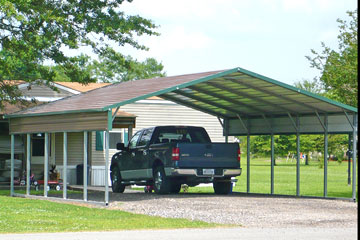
98;189;357;228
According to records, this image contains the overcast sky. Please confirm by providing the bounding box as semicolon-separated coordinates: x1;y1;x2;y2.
120;0;357;85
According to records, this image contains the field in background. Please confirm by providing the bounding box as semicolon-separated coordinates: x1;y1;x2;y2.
189;157;357;200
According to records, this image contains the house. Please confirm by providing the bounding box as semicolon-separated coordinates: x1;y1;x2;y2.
0;81;231;186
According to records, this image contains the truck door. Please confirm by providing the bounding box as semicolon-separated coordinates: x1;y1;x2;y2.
120;130;142;179
133;128;153;178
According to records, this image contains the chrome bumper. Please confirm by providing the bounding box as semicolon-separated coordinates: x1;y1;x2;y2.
166;168;242;177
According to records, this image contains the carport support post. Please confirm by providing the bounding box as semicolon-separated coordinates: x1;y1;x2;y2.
271;133;275;195
26;134;31;196
83;131;88;201
63;132;67;199
352;114;357;201
224;118;229;143
324;115;328;198
296;116;300;197
347;133;351;186
247;133;250;193
105;130;110;205
44;133;49;197
10;134;14;197
128;125;133;140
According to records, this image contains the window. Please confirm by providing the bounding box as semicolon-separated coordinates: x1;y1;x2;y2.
138;128;154;146
128;131;142;149
154;127;211;144
109;132;122;149
32;133;44;156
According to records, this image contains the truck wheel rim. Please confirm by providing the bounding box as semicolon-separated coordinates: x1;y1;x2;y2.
112;170;119;187
154;171;162;190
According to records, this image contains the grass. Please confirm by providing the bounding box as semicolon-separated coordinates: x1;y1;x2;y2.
0;191;222;233
188;158;358;200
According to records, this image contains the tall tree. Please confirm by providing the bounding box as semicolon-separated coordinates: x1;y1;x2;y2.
0;0;158;109
306;9;358;107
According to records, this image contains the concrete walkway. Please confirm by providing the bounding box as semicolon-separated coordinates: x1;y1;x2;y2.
1;227;357;240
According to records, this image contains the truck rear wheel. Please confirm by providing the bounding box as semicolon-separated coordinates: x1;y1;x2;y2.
169;183;181;194
111;166;125;193
153;166;170;194
213;179;232;195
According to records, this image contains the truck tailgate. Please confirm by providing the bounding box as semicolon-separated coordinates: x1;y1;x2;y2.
176;143;239;168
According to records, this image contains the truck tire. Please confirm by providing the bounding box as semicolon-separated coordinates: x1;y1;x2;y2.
111;166;125;193
153;166;170;194
213;179;232;195
169;182;181;194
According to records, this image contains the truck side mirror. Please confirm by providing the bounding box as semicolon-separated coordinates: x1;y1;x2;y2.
116;143;125;151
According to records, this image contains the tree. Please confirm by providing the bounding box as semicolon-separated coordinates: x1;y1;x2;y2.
0;0;159;109
306;9;358;107
49;54;166;83
88;51;166;83
294;79;324;95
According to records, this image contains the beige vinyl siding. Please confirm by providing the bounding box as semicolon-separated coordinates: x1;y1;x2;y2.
55;132;84;166
21;85;73;98
121;99;233;143
91;131;121;166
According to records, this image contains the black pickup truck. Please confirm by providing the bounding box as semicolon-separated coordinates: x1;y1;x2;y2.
110;126;241;194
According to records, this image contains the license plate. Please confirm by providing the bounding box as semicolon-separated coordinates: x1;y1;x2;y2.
203;169;215;175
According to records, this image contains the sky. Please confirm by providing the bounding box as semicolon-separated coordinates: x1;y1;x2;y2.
119;0;357;85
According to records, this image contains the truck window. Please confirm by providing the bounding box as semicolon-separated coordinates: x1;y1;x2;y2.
153;127;211;143
138;128;154;146
128;131;142;149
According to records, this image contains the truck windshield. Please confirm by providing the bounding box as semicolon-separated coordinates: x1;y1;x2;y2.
153;127;211;144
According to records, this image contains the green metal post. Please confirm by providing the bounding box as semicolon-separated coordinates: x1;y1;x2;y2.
271;133;275;195
324;115;328;198
296;116;300;197
10;134;14;197
246;119;250;193
26;134;30;196
63;132;67;200
105;130;110;205
44;133;49;197
83;131;88;201
352;114;357;201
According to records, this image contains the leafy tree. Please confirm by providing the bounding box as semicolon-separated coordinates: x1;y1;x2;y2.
306;9;358;107
49;54;166;83
0;0;158;109
88;52;165;83
294;79;324;95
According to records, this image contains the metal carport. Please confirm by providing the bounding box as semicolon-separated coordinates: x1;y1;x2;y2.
5;67;358;204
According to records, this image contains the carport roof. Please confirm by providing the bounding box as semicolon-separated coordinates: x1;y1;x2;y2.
5;67;357;119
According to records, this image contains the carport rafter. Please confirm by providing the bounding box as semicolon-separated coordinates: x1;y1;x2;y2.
161;93;228;118
188;85;263;115
226;77;324;113
206;81;297;115
173;89;246;117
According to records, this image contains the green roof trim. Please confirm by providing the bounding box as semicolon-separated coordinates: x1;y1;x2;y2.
102;68;239;111
235;67;358;113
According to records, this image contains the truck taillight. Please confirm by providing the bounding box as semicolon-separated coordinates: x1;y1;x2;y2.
237;148;241;162
172;147;180;161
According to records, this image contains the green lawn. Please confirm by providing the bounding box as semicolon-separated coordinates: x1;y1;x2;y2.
188;158;358;200
0;192;221;233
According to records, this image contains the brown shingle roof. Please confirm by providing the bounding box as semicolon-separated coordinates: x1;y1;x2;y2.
9;70;226;116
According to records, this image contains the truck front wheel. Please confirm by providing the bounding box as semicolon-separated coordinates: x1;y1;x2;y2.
213;179;232;195
153;166;170;194
111;166;125;193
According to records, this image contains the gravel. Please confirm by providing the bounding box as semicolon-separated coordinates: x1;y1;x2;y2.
103;189;358;228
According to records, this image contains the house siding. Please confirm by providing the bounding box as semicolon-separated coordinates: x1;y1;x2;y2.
20;84;73;98
120;99;232;143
